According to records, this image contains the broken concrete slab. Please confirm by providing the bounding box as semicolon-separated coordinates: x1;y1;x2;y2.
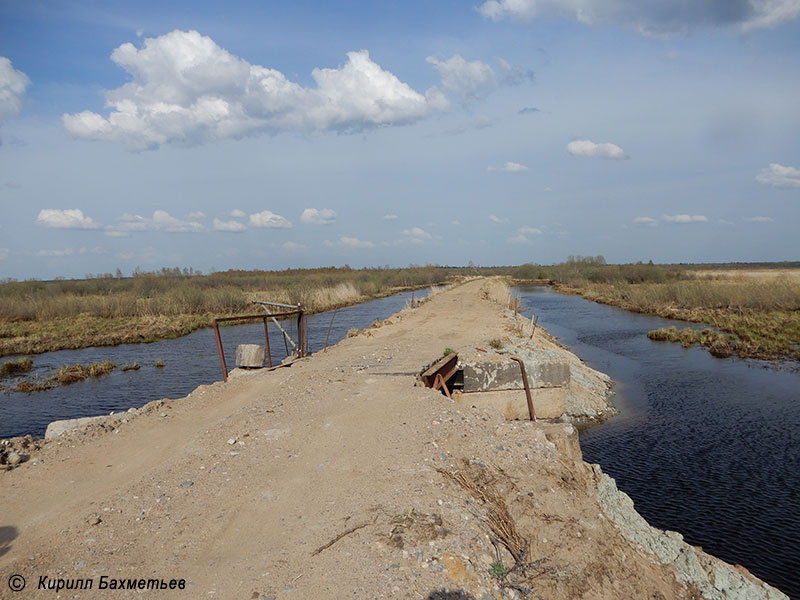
455;387;565;420
460;355;569;392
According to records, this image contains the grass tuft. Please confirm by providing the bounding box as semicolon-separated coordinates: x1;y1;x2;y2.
1;357;33;377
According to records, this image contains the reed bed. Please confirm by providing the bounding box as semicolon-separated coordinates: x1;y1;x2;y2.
549;265;800;359
0;266;495;355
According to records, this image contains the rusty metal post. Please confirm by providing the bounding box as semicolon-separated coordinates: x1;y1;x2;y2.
297;305;304;357
323;308;337;351
263;316;272;368
510;356;536;421
214;320;229;382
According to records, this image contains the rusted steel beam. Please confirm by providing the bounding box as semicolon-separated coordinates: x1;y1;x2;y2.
510;356;536;422
433;373;452;399
214;321;229;382
323;309;338;351
420;353;459;391
263;316;272;368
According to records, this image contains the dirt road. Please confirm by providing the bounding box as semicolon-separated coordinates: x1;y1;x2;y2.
0;279;786;599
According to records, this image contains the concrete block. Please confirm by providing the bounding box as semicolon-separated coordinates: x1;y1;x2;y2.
460;358;569;392
455;387;565;420
236;344;265;368
45;414;122;439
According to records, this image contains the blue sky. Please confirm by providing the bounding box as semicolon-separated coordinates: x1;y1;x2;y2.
1;0;799;280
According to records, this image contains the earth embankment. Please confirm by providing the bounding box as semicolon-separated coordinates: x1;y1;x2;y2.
0;278;786;599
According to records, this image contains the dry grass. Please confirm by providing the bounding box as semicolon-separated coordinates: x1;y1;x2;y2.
559;275;800;360
0;266;481;356
0;357;33;377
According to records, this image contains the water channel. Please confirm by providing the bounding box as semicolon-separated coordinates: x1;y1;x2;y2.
3;284;798;596
0;288;427;440
515;285;800;599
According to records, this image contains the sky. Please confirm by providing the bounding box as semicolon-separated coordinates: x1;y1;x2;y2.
1;0;799;280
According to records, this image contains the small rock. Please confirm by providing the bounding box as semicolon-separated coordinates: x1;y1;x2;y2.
229;451;239;456
87;515;102;526
227;438;236;445
6;452;22;466
181;481;194;488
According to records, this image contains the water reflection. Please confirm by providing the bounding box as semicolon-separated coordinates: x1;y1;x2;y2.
516;285;800;599
0;289;426;439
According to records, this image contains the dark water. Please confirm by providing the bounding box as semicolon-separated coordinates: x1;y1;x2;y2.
0;289;427;440
516;285;800;599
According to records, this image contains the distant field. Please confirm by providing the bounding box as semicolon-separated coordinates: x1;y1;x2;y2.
692;269;800;280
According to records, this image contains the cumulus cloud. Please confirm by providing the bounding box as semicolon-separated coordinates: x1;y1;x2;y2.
426;54;530;103
744;215;773;222
662;214;708;223
186;211;206;219
567;140;628;159
0;57;30;123
36;209;101;230
327;235;375;248
300;208;336;225
488;161;528;172
230;209;246;218
383;214;399;220
508;234;531;244
62;30;447;151
213;218;246;232
249;210;291;228
402;227;432;240
489;215;509;224
756;163;800;188
112;210;204;233
477;0;800;36
634;216;657;226
519;226;542;234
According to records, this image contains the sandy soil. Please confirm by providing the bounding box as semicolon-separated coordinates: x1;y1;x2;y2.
0;279;780;599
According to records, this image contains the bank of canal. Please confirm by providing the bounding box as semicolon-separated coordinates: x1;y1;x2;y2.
516;285;800;599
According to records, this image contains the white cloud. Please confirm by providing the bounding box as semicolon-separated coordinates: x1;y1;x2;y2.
328;236;375;248
402;226;432;240
426;54;530;103
213;218;247;232
0;248;9;260
300;208;337;225
279;241;306;251
62;30;446;151
0;57;30;123
36;209;101;230
567;140;628;159
36;247;107;257
662;214;708;223
744;216;773;222
634;216;657;226
112;210;204;233
477;0;800;36
755;163;800;188
229;209;246;218
249;210;291;228
383;214;399;220
488;161;528;172
508;234;530;244
186;211;206;219
489;215;509;224
519;226;542;234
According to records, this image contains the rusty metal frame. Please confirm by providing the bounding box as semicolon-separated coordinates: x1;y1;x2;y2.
510;356;536;422
420;353;459;397
213;309;302;382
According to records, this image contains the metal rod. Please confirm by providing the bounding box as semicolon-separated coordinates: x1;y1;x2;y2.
263;316;272;368
510;356;536;422
213;320;229;382
297;311;303;357
255;303;298;351
323;309;338;351
252;300;299;310
530;314;539;339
